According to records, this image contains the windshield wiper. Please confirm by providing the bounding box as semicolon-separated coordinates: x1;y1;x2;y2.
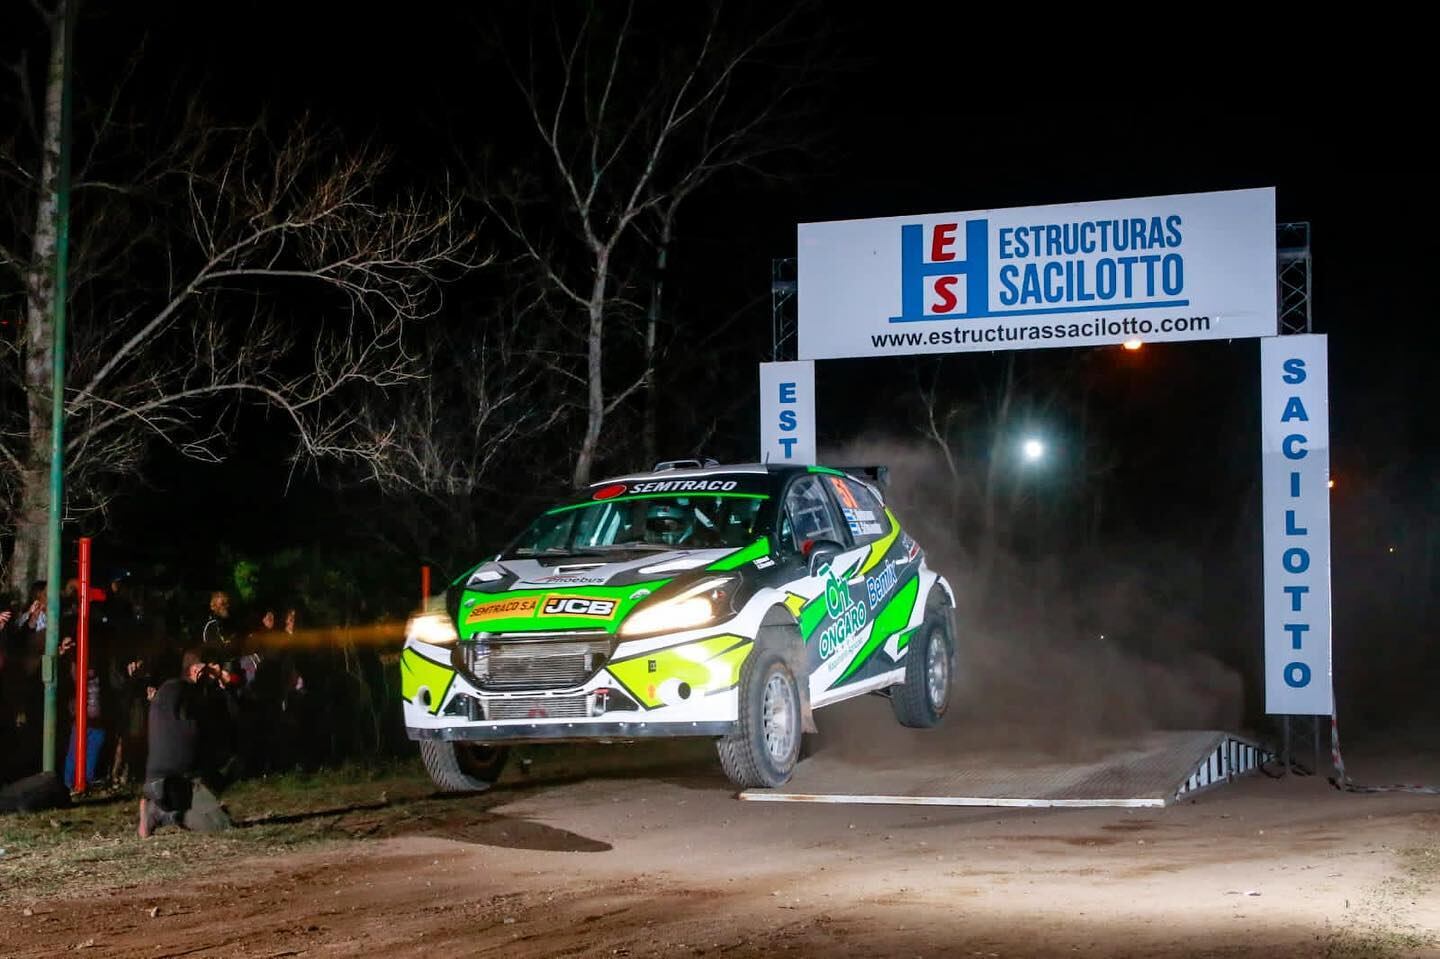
570;543;673;553
511;544;671;558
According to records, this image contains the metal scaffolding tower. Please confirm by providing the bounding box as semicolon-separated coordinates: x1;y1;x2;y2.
771;257;797;361
1277;222;1313;335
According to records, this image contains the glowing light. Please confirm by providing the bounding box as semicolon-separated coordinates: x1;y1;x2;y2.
1021;438;1045;463
1327;479;1335;489
1122;339;1143;351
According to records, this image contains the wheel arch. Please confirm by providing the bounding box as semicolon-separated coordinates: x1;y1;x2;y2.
756;602;817;733
926;572;957;611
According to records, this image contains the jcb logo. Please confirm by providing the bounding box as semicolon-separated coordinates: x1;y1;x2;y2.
540;595;617;618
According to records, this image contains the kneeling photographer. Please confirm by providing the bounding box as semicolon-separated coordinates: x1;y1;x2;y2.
138;647;240;837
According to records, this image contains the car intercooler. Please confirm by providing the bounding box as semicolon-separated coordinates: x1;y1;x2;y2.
483;694;590;720
459;636;611;690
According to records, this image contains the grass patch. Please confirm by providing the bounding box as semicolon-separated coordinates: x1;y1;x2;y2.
0;740;719;904
1397;842;1440;885
1322;926;1435;959
1321;836;1440;958
0;759;435;905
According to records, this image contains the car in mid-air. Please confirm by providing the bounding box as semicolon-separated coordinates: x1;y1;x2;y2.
400;461;956;791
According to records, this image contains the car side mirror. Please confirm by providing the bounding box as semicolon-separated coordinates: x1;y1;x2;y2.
806;539;844;576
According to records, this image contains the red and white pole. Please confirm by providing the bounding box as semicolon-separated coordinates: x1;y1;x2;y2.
74;536;92;793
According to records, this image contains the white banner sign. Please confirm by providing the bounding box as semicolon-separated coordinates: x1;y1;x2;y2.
1261;334;1333;715
798;188;1277;360
759;361;815;465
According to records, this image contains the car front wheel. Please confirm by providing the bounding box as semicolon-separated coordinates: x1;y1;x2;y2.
716;649;803;789
419;740;509;793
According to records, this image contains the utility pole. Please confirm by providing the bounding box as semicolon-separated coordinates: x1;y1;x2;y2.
41;0;76;775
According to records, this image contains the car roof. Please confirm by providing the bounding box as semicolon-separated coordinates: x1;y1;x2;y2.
590;463;801;487
586;463;886;504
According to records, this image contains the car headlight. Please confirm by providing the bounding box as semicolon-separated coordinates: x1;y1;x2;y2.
405;610;459;646
619;576;736;638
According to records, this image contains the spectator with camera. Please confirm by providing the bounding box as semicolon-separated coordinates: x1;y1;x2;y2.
137;647;239;837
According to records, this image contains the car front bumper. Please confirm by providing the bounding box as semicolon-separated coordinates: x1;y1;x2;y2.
400;623;757;744
408;719;737;743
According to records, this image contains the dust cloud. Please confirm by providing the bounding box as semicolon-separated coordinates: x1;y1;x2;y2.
815;437;1245;762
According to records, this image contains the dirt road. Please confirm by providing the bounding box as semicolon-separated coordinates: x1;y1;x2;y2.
4;741;1438;958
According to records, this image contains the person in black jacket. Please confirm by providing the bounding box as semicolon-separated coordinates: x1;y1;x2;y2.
137;648;237;837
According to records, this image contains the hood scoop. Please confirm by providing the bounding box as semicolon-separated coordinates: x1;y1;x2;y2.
553;563;605;574
638;554;712;575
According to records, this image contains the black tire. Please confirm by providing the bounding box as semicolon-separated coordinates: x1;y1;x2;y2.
419;740;510;793
891;611;953;729
716;649;803;789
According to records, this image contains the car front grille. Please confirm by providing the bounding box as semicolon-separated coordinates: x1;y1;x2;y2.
484;694;590;720
460;637;611;690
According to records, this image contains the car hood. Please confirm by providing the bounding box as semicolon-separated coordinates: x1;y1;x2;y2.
497;548;735;589
454;546;750;637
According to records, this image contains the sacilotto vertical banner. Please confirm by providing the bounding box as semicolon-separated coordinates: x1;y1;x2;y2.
759;361;815;465
1261;335;1333;715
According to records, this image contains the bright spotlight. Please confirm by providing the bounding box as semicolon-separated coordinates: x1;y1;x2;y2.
1021;438;1045;463
1122;339;1143;351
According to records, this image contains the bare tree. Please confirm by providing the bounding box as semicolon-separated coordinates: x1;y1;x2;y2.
487;0;819;485
1;5;481;594
352;289;568;499
334;287;573;572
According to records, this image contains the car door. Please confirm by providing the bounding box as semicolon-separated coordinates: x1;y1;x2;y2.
776;475;875;704
811;473;921;702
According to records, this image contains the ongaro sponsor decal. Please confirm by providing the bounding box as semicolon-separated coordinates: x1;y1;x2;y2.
817;564;868;661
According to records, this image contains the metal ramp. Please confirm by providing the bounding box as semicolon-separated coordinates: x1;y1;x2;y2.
740;730;1270;809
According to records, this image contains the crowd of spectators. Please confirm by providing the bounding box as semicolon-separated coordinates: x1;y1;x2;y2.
0;575;379;831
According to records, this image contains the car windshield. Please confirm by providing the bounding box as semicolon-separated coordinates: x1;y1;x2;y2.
507;495;771;556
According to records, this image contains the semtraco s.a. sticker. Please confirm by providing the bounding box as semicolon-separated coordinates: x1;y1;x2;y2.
466;596;539;624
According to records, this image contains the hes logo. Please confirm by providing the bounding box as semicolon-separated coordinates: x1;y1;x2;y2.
895;219;989;322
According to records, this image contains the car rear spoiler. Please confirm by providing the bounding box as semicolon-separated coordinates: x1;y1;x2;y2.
836;465;888;488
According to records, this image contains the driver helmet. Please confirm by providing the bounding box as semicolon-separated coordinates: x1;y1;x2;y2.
645;503;691;545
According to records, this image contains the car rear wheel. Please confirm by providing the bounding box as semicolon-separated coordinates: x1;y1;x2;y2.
716;649;802;789
891;612;953;729
419;740;509;793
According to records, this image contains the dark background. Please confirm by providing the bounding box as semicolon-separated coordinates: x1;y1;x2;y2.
4;3;1434;735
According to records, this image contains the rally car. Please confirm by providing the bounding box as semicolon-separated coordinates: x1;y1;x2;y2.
401;461;957;791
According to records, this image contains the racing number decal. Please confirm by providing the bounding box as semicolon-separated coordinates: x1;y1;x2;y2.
829;476;859;510
539;595;618;618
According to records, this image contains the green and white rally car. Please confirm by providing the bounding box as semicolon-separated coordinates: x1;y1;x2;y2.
401;461;957;791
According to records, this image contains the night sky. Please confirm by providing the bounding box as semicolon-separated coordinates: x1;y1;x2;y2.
102;4;1429;540
5;3;1434;723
